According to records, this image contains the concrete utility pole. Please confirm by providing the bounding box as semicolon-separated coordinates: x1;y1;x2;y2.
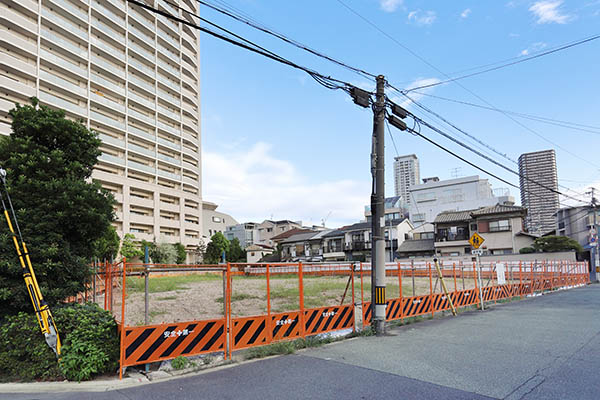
371;75;387;335
590;188;598;282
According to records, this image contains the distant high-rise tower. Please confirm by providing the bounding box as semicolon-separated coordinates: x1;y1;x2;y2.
518;150;559;235
394;154;420;203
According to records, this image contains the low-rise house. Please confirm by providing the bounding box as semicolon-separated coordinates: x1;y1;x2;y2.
256;220;303;247
342;222;372;262
322;229;346;261
245;244;275;263
396;239;435;258
434;204;534;257
280;231;322;261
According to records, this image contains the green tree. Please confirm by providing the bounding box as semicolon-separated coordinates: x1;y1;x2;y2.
120;233;142;260
151;241;177;264
92;225;120;261
532;236;583;253
227;237;246;262
205;232;230;264
0;99;115;316
174;243;187;264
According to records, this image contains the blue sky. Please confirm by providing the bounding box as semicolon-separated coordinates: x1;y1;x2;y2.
199;0;600;228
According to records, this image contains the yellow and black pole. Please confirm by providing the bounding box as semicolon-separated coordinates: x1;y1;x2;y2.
0;168;61;357
433;258;457;316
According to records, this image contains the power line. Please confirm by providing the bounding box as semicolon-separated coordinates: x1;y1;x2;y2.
389;101;588;205
195;0;377;80
401;93;518;164
126;0;357;93
411;92;600;135
400;124;523;194
403;33;600;92
387;85;600;170
332;0;600;170
398;94;589;200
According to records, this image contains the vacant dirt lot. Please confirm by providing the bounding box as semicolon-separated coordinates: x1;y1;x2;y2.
98;272;490;326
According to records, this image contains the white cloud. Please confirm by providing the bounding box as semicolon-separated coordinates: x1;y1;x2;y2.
529;1;572;24
519;41;547;56
390;77;441;108
461;8;472;18
202;142;369;228
509;32;520;38
380;0;403;13
407;10;437;26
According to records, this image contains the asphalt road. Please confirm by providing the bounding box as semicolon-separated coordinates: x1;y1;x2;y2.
3;284;599;400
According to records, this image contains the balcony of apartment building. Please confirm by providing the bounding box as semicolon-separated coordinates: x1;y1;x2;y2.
385;239;398;249
344;241;372;251
323;239;345;259
434;226;469;245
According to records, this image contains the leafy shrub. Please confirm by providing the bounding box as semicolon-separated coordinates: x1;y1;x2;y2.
0;303;119;382
519;247;535;254
171;356;191;370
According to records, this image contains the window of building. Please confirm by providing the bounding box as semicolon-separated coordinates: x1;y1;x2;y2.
212;216;221;223
558;221;565;229
413;213;426;222
489;220;510;232
470;223;477;232
416;192;436;202
492;249;512;255
267;228;273;232
351;232;364;242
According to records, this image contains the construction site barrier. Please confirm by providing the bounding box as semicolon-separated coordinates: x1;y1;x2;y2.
87;258;588;379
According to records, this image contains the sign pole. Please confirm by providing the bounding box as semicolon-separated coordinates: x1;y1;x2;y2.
477;254;484;311
469;232;485;311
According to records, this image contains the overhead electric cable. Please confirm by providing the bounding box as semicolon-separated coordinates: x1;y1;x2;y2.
398;93;590;199
127;0;357;94
404;33;600;92
399;124;524;194
194;0;378;80
394;122;571;205
386;84;600;169
333;0;600;169
389;101;588;205
411;91;600;135
401;93;518;164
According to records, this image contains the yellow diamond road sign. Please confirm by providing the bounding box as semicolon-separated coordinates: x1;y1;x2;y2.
469;232;485;249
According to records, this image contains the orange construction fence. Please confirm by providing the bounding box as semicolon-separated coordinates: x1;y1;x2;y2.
93;259;588;379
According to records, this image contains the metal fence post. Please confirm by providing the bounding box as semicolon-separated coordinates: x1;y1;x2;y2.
119;258;126;380
92;259;97;305
299;262;305;338
266;264;272;343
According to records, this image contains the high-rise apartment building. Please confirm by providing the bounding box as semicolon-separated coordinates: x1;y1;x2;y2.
394;154;420;203
0;0;202;254
518;150;559;235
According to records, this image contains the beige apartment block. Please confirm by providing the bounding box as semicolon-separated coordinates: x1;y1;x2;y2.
0;0;203;253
